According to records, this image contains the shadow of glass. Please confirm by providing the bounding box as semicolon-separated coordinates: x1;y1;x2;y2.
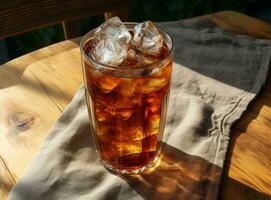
120;144;222;200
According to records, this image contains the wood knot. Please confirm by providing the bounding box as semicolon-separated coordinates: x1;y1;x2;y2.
9;111;35;132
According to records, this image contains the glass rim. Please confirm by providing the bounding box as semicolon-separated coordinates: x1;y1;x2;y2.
80;22;174;70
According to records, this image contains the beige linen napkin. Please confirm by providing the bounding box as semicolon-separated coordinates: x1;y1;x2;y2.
8;19;270;200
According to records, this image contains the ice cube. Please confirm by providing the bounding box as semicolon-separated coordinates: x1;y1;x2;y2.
142;134;157;152
136;77;168;94
127;48;137;60
96;122;115;137
91;38;128;66
94;17;131;44
146;104;160;116
104;107;134;120
114;95;142;109
106;96;142;121
95;93;113;109
116;112;144;141
95;92;141;121
146;88;167;107
118;79;137;96
95;75;121;93
139;54;158;65
86;67;121;94
146;113;160;136
116;122;144;141
133;21;163;56
99;140;118;162
119;45;141;67
116;108;134;120
95;106;113;122
116;140;142;157
146;92;162;105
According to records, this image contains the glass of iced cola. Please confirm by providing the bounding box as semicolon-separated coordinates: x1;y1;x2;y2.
80;17;173;174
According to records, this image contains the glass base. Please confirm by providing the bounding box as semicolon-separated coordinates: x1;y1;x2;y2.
101;154;160;174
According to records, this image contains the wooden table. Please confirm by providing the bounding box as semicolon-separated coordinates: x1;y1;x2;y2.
0;11;271;199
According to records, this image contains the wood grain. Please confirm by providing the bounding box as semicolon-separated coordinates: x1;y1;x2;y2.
0;157;15;200
206;11;271;40
0;39;82;200
0;11;271;199
0;0;129;39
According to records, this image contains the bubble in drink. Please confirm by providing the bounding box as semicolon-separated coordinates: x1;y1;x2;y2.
133;21;163;56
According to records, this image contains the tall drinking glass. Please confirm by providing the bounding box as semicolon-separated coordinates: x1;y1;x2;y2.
80;23;173;174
